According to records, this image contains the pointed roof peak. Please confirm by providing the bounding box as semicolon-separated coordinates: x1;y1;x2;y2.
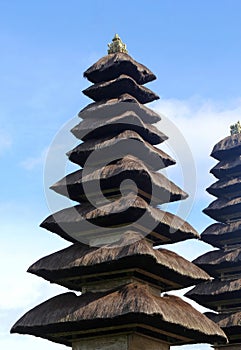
108;33;128;54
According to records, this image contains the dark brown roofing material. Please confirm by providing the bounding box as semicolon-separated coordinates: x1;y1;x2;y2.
28;231;210;291
207;177;241;199
210;155;241;179
206;311;241;342
71;111;166;145
185;278;241;310
211;134;241;161
193;248;241;277
67;130;175;170
11;282;227;346
82;75;159;104
40;193;199;245
51;155;187;204
203;196;241;222
78;94;161;124
201;221;241;248
83;53;156;85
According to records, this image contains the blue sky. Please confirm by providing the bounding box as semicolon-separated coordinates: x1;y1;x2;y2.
1;1;241;349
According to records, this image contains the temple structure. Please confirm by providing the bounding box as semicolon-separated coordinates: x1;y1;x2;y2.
186;123;241;349
11;35;227;350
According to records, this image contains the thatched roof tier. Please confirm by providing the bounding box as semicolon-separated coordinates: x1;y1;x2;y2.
71;111;167;145
207;177;241;199
185;278;241;311
206;311;241;343
11;282;227;346
78;94;161;124
203;197;241;222
201;221;241;248
67;130;175;170
51;155;187;205
210;156;241;179
193;248;241;277
28;232;210;292
83;53;156;85
211;134;241;161
82;75;159;104
40;193;199;246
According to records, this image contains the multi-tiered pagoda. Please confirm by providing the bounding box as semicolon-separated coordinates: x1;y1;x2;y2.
186;123;241;349
11;35;226;350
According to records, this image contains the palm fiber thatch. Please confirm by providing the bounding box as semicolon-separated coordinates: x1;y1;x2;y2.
82;74;159;104
83;53;156;85
67;130;175;170
207;176;241;199
51;155;187;204
186;278;241;311
40;193;199;246
210;155;241;179
11;282;227;346
28;231;210;291
78;94;161;124
205;311;241;342
201;221;241;248
71;111;167;144
193;248;241;277
211;134;241;161
203;196;241;222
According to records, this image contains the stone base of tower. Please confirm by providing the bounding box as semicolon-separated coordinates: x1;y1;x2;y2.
213;344;241;350
72;333;169;350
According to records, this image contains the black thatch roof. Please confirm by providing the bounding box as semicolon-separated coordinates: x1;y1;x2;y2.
11;282;227;346
28;231;210;292
67;130;175;170
78;94;161;124
203;196;241;222
82;75;159;104
186;278;241;311
206;311;241;342
40;193;199;246
201;221;241;248
193;248;241;277
71;111;167;145
51;155;187;205
211;134;241;161
207;176;241;199
83;53;156;85
210;155;241;179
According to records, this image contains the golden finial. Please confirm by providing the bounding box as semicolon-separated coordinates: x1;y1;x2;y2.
108;34;128;54
230;121;241;135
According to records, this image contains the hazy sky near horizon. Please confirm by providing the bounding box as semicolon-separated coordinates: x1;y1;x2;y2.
1;1;241;349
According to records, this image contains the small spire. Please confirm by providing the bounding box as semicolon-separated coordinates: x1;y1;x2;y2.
108;34;128;54
230;121;241;135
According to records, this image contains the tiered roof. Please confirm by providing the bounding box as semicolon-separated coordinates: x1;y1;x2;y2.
186;123;241;345
28;231;210;292
12;283;224;347
11;35;226;348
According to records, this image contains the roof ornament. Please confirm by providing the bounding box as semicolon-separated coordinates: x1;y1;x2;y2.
108;34;128;54
230;121;241;135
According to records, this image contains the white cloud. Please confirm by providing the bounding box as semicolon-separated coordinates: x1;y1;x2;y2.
0;235;70;350
0;334;66;350
153;96;241;161
0;271;41;310
153;97;241;201
155;96;241;159
0;247;66;311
